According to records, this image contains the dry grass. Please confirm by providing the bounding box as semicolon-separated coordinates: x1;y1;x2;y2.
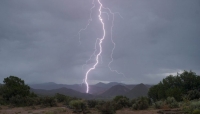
0;106;72;114
0;106;161;114
116;108;158;114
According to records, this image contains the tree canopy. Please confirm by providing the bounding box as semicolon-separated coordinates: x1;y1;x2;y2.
148;71;200;101
1;76;31;101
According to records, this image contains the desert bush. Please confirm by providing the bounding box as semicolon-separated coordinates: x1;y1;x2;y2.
6;94;39;107
183;100;200;114
95;100;106;108
96;101;115;114
32;97;43;105
55;93;66;103
132;97;149;110
112;101;123;111
112;96;130;110
64;96;79;106
153;100;165;109
192;109;200;114
131;98;136;104
24;96;36;106
69;100;87;113
115;99;130;110
190;101;200;111
153;97;178;109
187;90;200;100
41;97;57;107
9;94;38;107
9;95;25;106
87;100;98;108
0;96;7;105
165;97;179;108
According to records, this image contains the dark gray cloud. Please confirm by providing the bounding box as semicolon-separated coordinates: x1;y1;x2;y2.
0;0;200;85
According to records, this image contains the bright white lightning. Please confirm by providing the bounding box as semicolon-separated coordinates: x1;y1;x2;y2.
79;0;124;93
84;0;106;93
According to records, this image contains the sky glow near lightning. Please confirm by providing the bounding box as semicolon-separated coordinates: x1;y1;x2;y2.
79;0;124;93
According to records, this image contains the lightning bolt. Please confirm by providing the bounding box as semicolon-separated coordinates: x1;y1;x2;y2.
105;8;125;77
84;0;106;93
79;0;124;93
78;0;95;45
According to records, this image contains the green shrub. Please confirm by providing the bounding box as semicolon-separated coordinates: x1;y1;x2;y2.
188;90;200;100
112;102;123;110
132;97;149;110
112;96;130;110
0;96;7;105
95;100;106;108
65;96;78;106
182;100;200;114
190;101;200;111
165;97;179;108
55;93;66;103
192;109;200;114
69;100;87;113
29;92;38;97
87;100;98;108
24;96;36;106
9;95;25;106
96;101;115;114
153;100;165;109
41;97;57;107
131;98;136;104
153;97;179;109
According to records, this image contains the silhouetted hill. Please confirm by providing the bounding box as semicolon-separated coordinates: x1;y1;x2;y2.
95;82;125;88
125;84;153;90
29;82;87;91
30;87;94;99
29;82;152;96
126;83;149;99
125;84;136;90
88;85;106;95
29;82;106;94
106;82;124;87
95;82;107;88
29;82;124;94
100;85;130;97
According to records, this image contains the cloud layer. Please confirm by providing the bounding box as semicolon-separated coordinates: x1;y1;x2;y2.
0;0;200;84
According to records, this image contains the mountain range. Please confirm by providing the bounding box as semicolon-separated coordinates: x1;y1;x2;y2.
29;82;153;99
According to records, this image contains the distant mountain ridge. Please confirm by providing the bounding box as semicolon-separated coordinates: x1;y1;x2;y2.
29;82;106;94
29;82;152;98
30;87;94;99
29;82;132;94
99;83;149;99
125;83;149;99
100;85;130;97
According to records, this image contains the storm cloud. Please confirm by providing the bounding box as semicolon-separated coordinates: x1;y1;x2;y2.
0;0;200;84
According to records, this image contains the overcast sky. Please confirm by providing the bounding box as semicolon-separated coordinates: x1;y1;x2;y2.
0;0;200;85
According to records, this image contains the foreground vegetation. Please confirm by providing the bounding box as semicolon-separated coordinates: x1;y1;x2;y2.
148;71;200;102
0;70;200;114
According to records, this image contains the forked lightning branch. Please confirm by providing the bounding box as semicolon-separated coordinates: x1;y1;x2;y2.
78;0;124;93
